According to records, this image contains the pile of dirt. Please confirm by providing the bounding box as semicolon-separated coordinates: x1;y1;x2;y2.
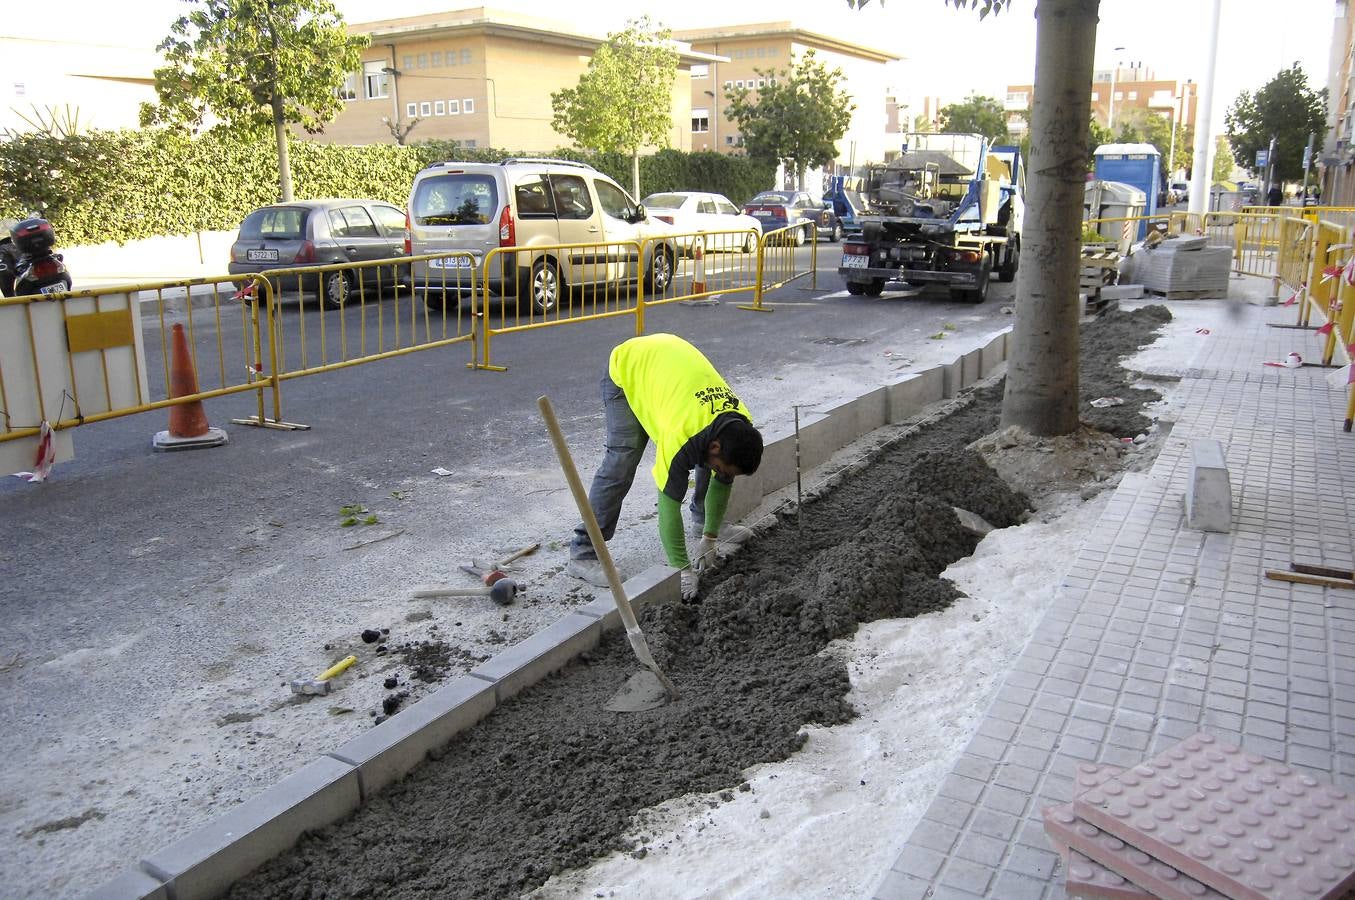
227;306;1172;900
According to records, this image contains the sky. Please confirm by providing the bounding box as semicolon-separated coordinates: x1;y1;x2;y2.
5;0;1341;131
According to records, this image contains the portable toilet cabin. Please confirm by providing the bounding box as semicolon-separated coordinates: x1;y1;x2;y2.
1093;143;1161;239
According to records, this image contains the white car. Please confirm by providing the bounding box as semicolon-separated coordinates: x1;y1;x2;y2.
639;191;763;255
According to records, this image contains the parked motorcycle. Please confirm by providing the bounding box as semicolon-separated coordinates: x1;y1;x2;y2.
0;217;72;298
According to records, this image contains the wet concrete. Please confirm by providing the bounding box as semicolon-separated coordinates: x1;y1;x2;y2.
228;306;1171;900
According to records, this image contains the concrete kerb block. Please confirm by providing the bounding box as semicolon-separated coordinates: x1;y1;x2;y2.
940;356;964;398
470;613;603;703
856;386;889;434
1183;439;1232;533
82;869;168;900
326;676;496;801
961;348;983;389
795;410;834;472
140;756;360;900
887;369;944;423
723;467;763;522
756;431;796;494
576;565;680;631
979;329;1009;378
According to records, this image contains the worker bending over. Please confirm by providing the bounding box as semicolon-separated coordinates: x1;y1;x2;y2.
568;333;763;600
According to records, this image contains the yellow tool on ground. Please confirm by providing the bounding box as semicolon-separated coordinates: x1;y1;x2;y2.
290;654;357;696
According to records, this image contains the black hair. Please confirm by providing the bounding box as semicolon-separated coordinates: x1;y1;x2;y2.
716;416;763;475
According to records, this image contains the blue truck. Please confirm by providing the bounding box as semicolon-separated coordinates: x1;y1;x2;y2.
834;133;1024;303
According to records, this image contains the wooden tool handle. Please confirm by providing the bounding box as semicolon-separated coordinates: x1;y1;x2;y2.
537;396;640;632
496;542;541;568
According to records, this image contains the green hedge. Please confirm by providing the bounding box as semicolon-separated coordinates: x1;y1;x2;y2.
0;128;774;246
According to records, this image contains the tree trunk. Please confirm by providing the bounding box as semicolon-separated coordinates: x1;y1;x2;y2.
999;0;1099;436
796;164;807;191
272;94;293;202
631;151;641;201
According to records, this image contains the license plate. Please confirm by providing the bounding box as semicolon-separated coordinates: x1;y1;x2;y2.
247;249;278;262
429;256;472;269
39;283;65;294
841;255;868;269
751;211;770;217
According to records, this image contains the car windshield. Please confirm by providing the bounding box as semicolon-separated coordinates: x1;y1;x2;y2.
413;174;499;226
750;193;791;204
239;207;309;240
641;193;688;209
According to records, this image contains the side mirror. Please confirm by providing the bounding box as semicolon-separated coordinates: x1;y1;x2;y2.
632;203;647;224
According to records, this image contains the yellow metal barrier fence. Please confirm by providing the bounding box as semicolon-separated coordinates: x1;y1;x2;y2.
640;228;762;308
473;240;647;371
0;274;274;444
739;222;819;312
245;252;478;382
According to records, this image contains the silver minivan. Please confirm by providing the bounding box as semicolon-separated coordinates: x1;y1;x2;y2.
407;158;677;312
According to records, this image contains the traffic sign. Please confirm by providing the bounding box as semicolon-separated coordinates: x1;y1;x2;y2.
1256;150;1269;168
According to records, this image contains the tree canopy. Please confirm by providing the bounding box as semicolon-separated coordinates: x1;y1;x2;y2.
1224;63;1327;181
142;0;367;201
551;16;679;198
723;50;854;188
939;94;1010;144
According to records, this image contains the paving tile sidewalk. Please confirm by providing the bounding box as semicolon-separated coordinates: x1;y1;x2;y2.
875;279;1355;899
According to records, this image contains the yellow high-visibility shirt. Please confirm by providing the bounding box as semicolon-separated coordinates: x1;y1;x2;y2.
608;333;752;500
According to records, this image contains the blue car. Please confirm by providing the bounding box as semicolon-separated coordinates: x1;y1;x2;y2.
742;191;841;246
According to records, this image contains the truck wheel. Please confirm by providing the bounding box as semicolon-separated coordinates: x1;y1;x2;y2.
846;281;867;296
998;238;1019;282
864;278;885;298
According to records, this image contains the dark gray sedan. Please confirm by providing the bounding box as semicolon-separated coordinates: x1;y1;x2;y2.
228;199;409;308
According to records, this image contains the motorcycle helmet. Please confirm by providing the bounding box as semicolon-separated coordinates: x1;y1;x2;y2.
12;217;57;256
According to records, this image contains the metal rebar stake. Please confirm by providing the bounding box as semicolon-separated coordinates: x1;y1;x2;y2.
794;405;803;516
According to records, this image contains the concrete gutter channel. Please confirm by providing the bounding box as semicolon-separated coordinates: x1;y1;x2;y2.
85;328;1013;900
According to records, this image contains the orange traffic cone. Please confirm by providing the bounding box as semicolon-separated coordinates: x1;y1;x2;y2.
153;323;228;451
692;236;706;296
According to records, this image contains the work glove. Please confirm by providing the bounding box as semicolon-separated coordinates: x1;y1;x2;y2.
680;568;699;601
693;535;719;573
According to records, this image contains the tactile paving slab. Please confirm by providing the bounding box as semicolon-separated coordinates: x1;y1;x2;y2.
1074;732;1355;900
1045;764;1225;900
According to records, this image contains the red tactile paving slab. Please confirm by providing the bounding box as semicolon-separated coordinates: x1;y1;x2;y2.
1045;763;1226;900
1074;732;1355;900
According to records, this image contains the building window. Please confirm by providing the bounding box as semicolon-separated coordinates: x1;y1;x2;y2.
447;46;457;65
364;61;389;99
768;47;777;56
691;64;709;79
465;140;477;149
463;98;475;114
431;52;442;67
460;49;471;65
406;102;417;117
757;78;765;89
692;107;710;133
402;55;414;72
768;77;777;87
735;80;744;89
725;135;736;145
757;47;765;58
420;101;432;116
724;80;733;89
448;99;460;114
1114;91;1123;101
416;54;427;69
733;49;743;59
434;100;445;115
1128;91;1138;100
337;71;358;101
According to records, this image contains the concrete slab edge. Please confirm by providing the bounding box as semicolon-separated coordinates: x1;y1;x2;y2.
82;325;1015;900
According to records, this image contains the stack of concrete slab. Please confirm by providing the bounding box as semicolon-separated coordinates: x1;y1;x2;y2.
1043;733;1355;899
1122;236;1231;298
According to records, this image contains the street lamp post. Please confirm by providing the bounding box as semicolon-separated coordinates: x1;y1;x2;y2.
1107;45;1126;131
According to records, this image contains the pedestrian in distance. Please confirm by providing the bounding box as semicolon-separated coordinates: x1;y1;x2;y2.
1267;182;1283;207
567;333;764;601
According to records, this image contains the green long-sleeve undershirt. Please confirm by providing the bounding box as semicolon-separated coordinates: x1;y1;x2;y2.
656;478;732;569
